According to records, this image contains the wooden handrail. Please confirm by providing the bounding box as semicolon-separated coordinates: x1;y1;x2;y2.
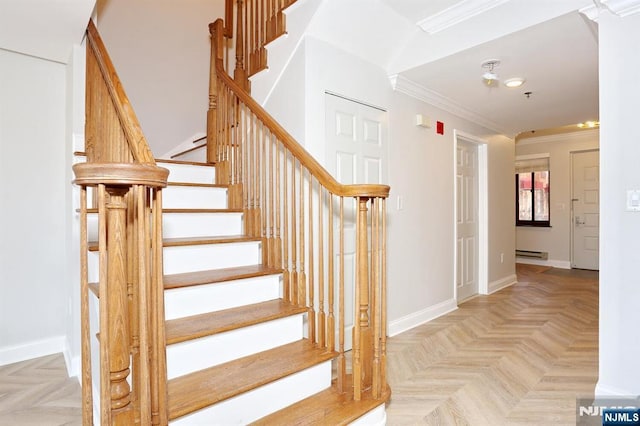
79;21;169;425
210;19;390;199
86;20;156;164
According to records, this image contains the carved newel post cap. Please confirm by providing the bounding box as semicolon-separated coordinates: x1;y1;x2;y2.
73;162;169;188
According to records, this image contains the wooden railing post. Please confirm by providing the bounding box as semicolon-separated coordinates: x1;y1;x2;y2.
74;163;168;426
207;22;220;164
234;0;249;91
353;196;373;401
105;186;134;424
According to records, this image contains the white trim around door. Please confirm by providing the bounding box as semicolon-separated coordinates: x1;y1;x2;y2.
453;130;488;300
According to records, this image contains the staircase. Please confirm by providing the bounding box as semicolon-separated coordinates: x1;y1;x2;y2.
75;1;390;424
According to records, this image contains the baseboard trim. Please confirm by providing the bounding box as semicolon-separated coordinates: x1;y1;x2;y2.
0;336;66;366
488;274;518;294
388;298;457;337
63;336;81;379
516;257;571;269
595;382;639;397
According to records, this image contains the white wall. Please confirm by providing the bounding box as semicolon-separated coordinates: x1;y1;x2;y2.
264;42;306;144
486;133;517;287
64;44;87;376
0;49;68;364
597;10;640;397
515;130;599;268
265;36;516;336
96;0;225;157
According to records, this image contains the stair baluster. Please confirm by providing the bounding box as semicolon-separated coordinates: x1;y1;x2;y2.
208;14;391;405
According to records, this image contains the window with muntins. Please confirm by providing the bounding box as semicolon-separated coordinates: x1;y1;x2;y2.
516;156;550;227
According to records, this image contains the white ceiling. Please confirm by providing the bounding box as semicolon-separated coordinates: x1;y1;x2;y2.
0;0;604;137
311;0;601;137
397;10;599;136
0;0;96;63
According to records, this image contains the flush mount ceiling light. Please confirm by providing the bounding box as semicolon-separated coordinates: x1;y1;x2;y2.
504;77;526;88
481;59;500;86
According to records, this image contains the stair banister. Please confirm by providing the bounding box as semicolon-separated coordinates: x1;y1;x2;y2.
85;21;155;165
208;16;391;403
78;20;169;425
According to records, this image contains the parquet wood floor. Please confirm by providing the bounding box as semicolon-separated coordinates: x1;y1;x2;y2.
0;353;81;425
386;264;599;425
0;264;598;425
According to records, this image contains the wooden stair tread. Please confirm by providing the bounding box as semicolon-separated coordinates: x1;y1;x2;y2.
84;208;243;214
90;262;279;298
162;208;243;213
168;340;337;420
165;299;306;344
251;379;391;426
163;235;260;247
156;158;215;167
164;264;281;289
89;235;259;251
167;181;227;188
73;152;214;168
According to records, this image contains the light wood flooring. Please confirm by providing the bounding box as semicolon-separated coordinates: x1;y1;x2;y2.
0;353;81;425
386;263;599;425
0;264;598;425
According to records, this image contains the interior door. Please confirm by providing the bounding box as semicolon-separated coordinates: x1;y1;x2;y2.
325;93;387;349
571;150;600;270
456;139;479;302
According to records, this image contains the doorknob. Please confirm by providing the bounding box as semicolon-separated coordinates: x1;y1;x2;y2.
575;216;585;226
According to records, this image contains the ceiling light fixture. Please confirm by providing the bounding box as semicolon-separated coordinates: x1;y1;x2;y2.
481;59;500;86
577;120;599;128
504;77;525;88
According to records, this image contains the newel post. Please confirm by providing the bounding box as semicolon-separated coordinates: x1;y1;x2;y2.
353;196;373;401
207;21;221;165
74;163;169;426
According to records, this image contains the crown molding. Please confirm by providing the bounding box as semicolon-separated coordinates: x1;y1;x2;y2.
604;0;640;16
416;0;511;34
389;74;508;135
580;0;640;21
515;128;599;145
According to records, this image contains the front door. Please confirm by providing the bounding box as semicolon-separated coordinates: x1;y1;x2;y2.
571;150;600;270
325;93;387;349
456;139;479;302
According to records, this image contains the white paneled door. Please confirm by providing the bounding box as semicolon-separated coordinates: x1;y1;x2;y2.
325;93;387;350
571;150;600;270
456;139;479;302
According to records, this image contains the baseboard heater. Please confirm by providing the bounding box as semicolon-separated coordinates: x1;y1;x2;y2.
516;250;548;260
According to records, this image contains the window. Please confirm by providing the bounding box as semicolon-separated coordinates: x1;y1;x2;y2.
516;156;550;226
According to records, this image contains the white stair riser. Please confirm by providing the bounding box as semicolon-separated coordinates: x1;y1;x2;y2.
163;242;261;275
161;163;215;184
163;186;227;209
87;241;261;282
85;212;243;241
165;275;281;320
350;404;387;426
163;212;242;238
167;315;304;379
169;361;332;425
